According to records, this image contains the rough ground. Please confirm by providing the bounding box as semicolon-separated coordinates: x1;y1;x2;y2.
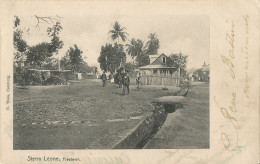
13;79;179;149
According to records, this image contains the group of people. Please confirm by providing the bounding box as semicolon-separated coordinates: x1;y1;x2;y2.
101;68;142;96
117;69;130;95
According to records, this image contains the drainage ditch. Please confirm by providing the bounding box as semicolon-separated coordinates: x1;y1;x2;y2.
113;96;185;149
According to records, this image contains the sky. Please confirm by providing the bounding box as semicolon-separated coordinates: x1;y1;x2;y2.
19;15;209;69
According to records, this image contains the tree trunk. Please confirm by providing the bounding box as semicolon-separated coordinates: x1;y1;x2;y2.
133;56;135;69
58;58;60;71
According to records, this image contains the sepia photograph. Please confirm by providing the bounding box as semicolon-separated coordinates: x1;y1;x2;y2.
13;15;210;150
1;0;259;163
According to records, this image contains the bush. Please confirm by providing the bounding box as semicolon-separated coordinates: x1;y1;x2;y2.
29;71;42;85
64;72;76;80
44;75;67;85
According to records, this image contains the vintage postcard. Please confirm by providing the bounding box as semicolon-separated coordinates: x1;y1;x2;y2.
0;0;259;163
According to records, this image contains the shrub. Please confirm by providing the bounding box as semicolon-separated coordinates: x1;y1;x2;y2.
64;72;76;80
44;75;67;85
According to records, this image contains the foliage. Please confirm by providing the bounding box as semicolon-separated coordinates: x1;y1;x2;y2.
18;21;64;70
13;29;28;53
98;43;126;74
44;75;67;85
136;53;150;67
167;53;188;69
13;16;29;86
126;38;144;67
145;33;160;55
97;44;110;72
14;16;20;28
109;21;128;44
91;66;98;74
124;62;135;73
14;66;30;85
67;44;84;73
47;22;64;54
61;44;92;73
26;42;53;68
78;62;93;73
60;53;71;70
13;16;28;62
42;57;58;70
114;43;126;67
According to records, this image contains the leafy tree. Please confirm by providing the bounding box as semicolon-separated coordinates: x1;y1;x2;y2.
42;57;58;70
91;66;98;74
145;33;160;55
13;16;29;85
124;62;134;73
61;48;92;73
47;22;64;70
67;44;84;73
14;16;20;28
98;44;111;72
14;30;27;54
26;42;53;68
167;53;188;70
113;43;126;68
98;43;126;74
20;21;64;70
60;52;71;70
13;16;28;62
79;62;93;73
126;38;144;67
108;21;128;44
47;22;64;54
136;52;150;67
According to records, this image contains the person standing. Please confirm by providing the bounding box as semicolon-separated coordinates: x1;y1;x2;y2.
118;72;122;88
122;72;130;95
101;71;107;87
136;72;141;89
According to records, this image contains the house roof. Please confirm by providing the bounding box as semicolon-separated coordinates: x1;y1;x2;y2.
139;54;175;69
150;54;168;65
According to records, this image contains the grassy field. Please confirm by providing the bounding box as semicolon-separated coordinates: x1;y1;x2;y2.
13;79;179;149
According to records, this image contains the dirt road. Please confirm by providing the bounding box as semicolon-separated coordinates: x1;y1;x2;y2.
14;79;179;149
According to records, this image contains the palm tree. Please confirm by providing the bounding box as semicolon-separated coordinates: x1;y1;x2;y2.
136;39;144;55
126;38;144;68
126;38;137;64
108;21;128;44
145;33;160;55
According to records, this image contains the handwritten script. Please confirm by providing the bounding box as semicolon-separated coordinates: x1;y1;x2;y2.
242;15;249;98
215;16;250;151
215;19;239;151
221;20;235;79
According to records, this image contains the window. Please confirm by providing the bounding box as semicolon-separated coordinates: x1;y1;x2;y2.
153;69;157;74
162;57;166;64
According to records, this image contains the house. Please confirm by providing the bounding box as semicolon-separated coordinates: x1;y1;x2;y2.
139;54;177;76
192;62;210;82
138;54;181;86
200;62;210;81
